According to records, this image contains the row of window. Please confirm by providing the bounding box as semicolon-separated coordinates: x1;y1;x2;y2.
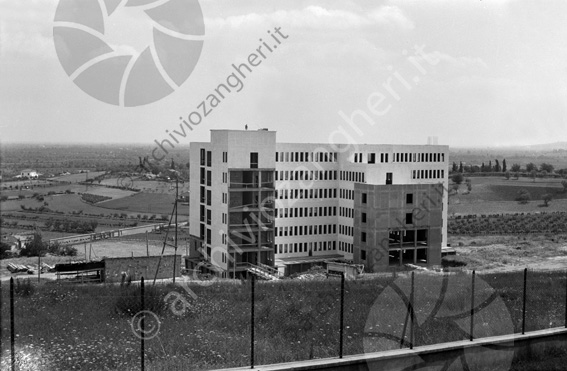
276;224;337;237
276;188;337;200
339;224;354;237
276;151;338;163
412;169;445;180
340;188;355;200
200;167;212;186
199;186;212;205
276;170;337;182
339;207;354;218
339;171;365;183
394;152;444;163
200;149;212;166
277;240;337;254
352;152;389;164
339;241;353;254
275;206;337;218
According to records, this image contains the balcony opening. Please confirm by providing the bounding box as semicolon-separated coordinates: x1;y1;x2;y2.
417;229;428;246
416;248;428;264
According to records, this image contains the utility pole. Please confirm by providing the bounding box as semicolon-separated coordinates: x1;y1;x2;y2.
173;176;178;283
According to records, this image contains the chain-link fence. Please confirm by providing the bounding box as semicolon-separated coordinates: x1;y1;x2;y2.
1;268;566;370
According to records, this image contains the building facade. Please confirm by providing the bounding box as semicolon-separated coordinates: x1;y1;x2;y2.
189;129;448;277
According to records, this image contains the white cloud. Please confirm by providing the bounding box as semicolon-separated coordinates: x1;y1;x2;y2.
205;5;413;32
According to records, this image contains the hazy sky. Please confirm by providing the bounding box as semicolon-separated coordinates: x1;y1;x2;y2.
1;0;566;150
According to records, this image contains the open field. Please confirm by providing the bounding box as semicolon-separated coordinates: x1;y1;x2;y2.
447;234;567;272
48;171;107;183
0;269;565;370
98;192;188;215
449;176;567;215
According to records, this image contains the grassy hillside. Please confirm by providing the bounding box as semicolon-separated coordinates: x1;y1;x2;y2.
1;271;565;370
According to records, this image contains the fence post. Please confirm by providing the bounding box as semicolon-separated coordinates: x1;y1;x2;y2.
522;268;527;335
564;270;567;329
410;272;414;350
0;278;2;362
339;272;345;358
141;277;145;371
10;278;15;371
250;275;255;369
470;270;475;341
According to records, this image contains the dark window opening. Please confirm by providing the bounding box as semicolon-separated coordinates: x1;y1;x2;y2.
386;172;393;185
206;151;212;167
406;213;413;225
250;152;258;168
200;148;205;166
406;193;414;204
361;212;367;223
362;193;367;204
361;249;366;260
361;232;366;243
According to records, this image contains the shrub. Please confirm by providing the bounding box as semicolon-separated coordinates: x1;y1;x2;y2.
1;242;12;259
14;279;35;297
114;285;166;317
516;189;531;204
451;173;464;185
543;194;552;207
60;246;78;256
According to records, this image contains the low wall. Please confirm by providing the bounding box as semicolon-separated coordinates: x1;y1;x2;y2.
104;255;181;283
214;327;567;371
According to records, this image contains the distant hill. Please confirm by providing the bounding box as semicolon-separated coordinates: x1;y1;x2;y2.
500;142;567;151
453;142;567;152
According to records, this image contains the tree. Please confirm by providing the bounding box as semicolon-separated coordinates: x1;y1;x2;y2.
542;194;552;207
466;178;472;192
515;172;520;180
562;180;567;193
451;173;464;185
494;159;501;172
452;162;458;172
481;162;485;172
540;163;554;173
488;160;492;172
502;159;507;172
516;189;531;204
1;242;12;259
510;163;521;172
44;218;54;229
451;183;460;194
20;232;47;257
459;162;464;173
526;163;536;172
505;171;511;180
531;170;537;182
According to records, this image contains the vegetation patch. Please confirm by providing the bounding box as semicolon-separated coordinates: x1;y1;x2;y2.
81;193;112;204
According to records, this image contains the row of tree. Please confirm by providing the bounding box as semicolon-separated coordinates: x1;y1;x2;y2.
44;218;98;234
452;160;555;174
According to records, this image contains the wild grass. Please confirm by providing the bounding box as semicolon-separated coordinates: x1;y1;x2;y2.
0;270;565;370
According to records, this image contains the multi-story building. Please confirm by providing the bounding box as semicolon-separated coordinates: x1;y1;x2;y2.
189;129;448;277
